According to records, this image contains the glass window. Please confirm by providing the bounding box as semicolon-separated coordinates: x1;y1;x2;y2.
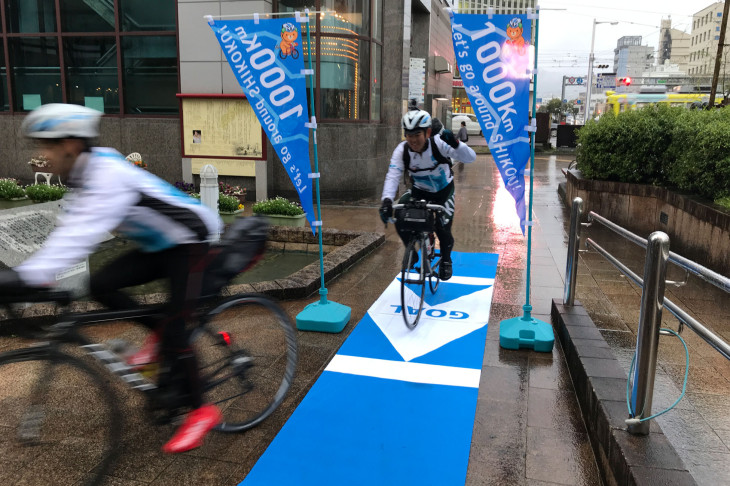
372;0;383;40
370;44;381;120
120;0;176;32
9;37;62;110
5;0;56;33
60;0;114;32
122;36;178;114
0;46;7;111
277;1;317;32
322;0;370;36
320;37;369;119
64;37;119;113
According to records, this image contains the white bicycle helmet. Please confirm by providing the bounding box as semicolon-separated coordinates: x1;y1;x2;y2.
402;109;432;133
21;103;102;139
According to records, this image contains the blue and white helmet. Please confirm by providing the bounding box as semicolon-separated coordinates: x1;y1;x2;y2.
281;22;297;33
508;18;522;29
402;109;432;133
22;103;102;139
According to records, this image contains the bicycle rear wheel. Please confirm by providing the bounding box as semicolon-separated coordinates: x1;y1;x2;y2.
401;238;426;329
194;294;297;433
0;348;121;486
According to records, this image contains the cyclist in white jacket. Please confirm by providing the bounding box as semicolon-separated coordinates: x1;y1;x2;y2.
0;103;223;454
380;103;476;280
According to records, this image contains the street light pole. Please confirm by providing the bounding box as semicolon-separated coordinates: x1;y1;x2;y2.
586;19;618;123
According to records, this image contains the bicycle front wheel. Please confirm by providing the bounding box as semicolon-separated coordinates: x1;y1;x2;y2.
401;238;426;329
0;348;121;486
194;294;298;433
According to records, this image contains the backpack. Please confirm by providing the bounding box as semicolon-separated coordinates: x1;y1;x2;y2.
202;215;269;296
401;137;453;184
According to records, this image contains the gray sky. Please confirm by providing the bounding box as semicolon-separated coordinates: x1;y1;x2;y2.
535;0;707;100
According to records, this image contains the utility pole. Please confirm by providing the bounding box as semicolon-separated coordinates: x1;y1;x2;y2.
709;0;730;107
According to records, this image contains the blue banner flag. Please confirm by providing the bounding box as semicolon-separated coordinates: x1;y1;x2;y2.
208;17;315;229
450;13;532;232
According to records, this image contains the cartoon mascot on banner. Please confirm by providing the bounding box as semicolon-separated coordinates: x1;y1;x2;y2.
501;17;530;78
278;22;300;59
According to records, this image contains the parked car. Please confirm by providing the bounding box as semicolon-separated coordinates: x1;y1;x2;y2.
451;113;482;136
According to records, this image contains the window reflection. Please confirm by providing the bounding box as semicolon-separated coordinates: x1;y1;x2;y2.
120;0;176;31
64;37;119;113
320;38;368;119
322;0;370;36
60;0;114;32
122;36;178;114
9;38;62;111
5;0;56;33
370;44;381;120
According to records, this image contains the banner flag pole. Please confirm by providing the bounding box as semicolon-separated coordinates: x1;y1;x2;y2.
498;6;555;353
296;9;351;333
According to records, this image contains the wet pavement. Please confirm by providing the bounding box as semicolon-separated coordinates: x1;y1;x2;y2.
2;146;729;485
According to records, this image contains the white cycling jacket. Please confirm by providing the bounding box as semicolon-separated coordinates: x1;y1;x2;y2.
16;148;222;286
381;136;476;201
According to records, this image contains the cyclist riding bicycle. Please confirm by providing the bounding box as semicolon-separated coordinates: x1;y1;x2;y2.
0;103;224;454
379;101;477;280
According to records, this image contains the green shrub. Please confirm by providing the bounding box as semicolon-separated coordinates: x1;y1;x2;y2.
218;193;240;213
576;106;730;201
25;184;68;202
0;178;26;199
252;196;304;216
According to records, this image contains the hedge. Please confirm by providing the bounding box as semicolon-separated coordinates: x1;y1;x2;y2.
576;105;730;203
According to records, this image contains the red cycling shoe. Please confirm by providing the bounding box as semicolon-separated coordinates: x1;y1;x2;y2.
162;404;222;454
126;332;160;370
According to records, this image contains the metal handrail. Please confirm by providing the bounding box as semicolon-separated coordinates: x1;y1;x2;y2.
585;237;730;361
564;197;730;436
588;211;730;294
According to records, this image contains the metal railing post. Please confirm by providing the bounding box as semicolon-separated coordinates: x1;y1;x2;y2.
564;197;583;306
628;231;670;435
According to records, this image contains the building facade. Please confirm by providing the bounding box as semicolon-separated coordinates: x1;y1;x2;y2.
688;2;727;77
658;18;690;73
0;0;457;202
613;36;655;78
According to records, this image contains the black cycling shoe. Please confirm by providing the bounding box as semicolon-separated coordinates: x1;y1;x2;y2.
439;261;453;280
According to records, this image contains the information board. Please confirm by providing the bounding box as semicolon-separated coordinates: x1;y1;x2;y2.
180;96;265;161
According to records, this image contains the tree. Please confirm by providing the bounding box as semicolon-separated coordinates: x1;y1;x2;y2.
545;98;563;119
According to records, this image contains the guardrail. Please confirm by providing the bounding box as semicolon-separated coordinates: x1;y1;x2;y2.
563;197;730;435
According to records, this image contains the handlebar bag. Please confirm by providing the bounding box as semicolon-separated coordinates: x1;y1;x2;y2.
396;206;434;233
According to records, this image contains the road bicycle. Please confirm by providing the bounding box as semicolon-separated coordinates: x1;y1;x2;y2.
391;201;446;329
0;217;297;486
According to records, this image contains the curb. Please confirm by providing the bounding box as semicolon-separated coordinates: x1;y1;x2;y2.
551;298;697;486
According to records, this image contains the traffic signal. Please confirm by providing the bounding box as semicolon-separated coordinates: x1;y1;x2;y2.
618;77;632;86
596;64;610;69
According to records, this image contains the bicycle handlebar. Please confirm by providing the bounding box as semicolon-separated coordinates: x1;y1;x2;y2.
385;201;446;225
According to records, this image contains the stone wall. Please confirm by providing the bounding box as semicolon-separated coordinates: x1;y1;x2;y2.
565;169;730;276
1;115;183;186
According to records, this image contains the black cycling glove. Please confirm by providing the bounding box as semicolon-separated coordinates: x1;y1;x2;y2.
379;198;393;224
440;129;460;148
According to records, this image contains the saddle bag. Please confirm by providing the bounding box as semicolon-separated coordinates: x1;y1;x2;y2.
202;215;269;295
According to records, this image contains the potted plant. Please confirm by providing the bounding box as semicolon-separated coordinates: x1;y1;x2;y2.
219;182;246;205
218;193;245;224
125;152;147;169
28;155;50;173
0;178;27;201
252;196;306;227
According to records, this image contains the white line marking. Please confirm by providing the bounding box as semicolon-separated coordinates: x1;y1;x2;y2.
325;354;481;388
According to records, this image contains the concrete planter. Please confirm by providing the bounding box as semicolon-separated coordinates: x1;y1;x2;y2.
219;208;245;224
255;212;306;227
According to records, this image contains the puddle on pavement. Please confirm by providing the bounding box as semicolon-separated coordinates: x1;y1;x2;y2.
89;237;318;295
